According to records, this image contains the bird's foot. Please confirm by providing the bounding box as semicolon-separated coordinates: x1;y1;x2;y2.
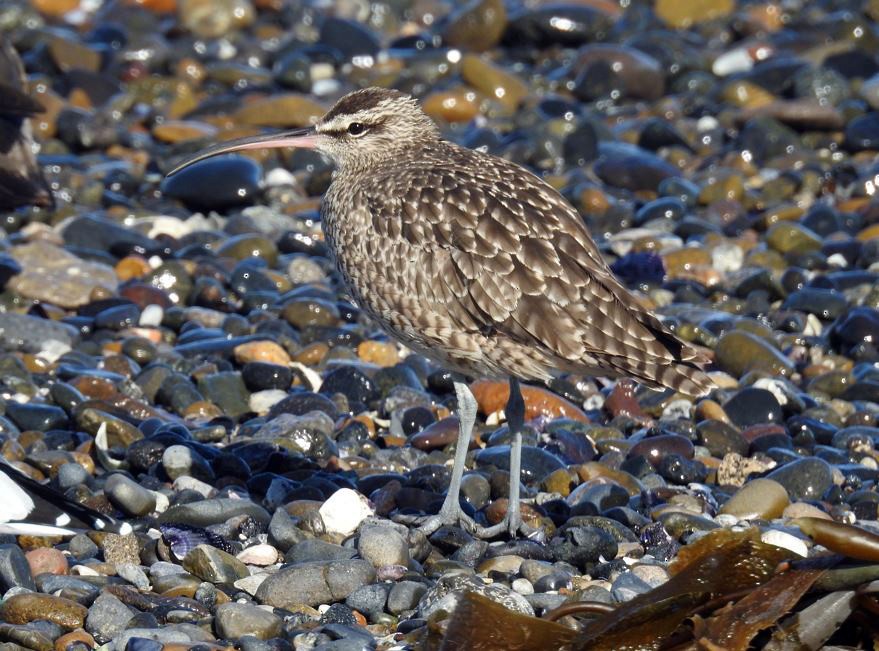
418;501;543;541
418;502;482;537
471;509;543;541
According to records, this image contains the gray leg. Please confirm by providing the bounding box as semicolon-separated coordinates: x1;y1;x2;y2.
419;381;480;535
505;377;525;536
419;378;539;539
474;376;534;538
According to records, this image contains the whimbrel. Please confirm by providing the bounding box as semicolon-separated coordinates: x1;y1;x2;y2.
0;39;53;211
167;87;714;538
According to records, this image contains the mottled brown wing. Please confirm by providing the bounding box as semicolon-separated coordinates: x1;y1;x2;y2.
362;145;711;393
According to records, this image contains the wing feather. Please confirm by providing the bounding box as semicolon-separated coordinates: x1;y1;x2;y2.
356;143;708;383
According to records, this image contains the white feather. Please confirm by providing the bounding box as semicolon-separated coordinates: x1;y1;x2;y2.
0;470;35;522
0;522;75;536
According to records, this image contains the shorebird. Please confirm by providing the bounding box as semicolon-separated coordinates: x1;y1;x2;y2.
0;462;132;536
0;40;53;211
167;87;714;538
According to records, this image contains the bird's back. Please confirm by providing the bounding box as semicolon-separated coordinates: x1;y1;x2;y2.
322;140;713;397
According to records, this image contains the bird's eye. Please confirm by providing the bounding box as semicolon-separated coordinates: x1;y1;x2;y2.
347;122;366;136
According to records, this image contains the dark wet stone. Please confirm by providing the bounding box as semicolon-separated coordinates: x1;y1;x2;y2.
319;17;380;61
628;434;694;465
737;117;801;163
841;381;879;402
321;366;378;404
161;156;261;211
724;387;783;428
62;215;156;255
94;303;140;330
658;454;707;484
594;143;678;192
504;5;612;47
638;118;691;152
572;45;665;101
273;50;312;92
242;362;292;391
846;112;879;151
634;197;687;226
196;371;250;419
766;457;834;501
831;307;879;353
400;406;435;435
563;122;598;167
0;544;35;592
0;314;76;353
267;391;339;420
567;482;628;512
697;419;748;457
782;288;848;320
5;403;69;432
475;445;565;483
553;526;618;570
610;251;665;285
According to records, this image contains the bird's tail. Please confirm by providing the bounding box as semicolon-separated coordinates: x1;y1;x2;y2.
1;462;133;535
606;355;715;398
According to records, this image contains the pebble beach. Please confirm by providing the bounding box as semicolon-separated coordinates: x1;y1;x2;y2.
3;0;879;648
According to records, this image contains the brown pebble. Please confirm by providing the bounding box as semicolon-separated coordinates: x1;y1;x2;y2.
471;380;589;423
604;379;647;420
409;417;471;451
795;517;879;562
55;629;95;651
357;340;399;366
0;593;87;630
484;498;542;527
234;340;291;365
26;547;68;576
719;478;789;520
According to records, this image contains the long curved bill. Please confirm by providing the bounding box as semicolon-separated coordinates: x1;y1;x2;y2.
166;127;318;177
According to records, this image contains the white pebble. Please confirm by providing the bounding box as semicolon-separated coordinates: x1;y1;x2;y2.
236;544;280;566
827;253;848;268
152;491;170;513
761;529;809;557
264;167;297;187
249;389;288;414
711;242;743;273
803;313;823;336
512;578;534;595
752;378;788;405
712;47;754;76
662;399;692;420
140;304;164;327
319;488;375;536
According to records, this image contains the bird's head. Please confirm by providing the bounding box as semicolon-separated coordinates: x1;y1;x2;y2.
166;87;440;176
